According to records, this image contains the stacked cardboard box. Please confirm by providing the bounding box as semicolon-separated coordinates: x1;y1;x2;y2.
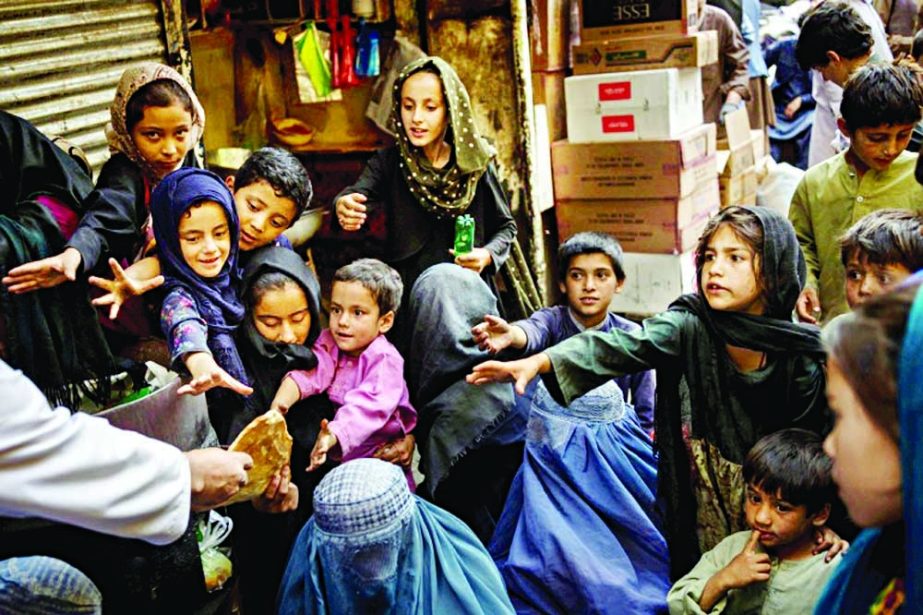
717;108;762;207
551;0;720;314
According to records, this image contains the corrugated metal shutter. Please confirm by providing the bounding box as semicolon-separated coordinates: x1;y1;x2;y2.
0;0;173;172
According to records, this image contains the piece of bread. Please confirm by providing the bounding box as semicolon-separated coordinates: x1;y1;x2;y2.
222;409;292;505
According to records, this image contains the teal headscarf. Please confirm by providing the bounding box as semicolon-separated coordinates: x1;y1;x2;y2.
814;272;923;614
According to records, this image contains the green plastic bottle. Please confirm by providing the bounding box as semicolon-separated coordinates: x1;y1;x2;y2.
454;214;475;255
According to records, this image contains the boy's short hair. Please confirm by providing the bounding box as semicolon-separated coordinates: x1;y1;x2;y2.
913;30;923;63
839;209;923;270
557;232;626;282
795;3;873;70
743;429;835;515
840;63;923;132
333;258;403;315
234;147;313;217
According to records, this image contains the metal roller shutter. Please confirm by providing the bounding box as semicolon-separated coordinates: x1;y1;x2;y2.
0;0;190;173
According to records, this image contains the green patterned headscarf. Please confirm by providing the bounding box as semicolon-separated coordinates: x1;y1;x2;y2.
391;56;495;216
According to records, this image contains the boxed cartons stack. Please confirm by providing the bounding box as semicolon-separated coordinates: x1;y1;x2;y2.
552;0;721;315
716;106;772;208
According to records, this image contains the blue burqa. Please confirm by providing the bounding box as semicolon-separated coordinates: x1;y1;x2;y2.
489;380;670;614
277;458;514;615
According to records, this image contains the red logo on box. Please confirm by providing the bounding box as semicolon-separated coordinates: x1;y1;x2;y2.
598;81;632;101
602;115;635;133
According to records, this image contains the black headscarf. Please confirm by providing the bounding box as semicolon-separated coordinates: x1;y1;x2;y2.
671;204;825;355
657;206;828;577
229;246;322;443
0;111;114;406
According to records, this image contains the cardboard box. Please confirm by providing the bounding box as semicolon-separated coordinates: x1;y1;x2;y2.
556;178;720;254
573;31;718;75
552;123;717;200
609;250;697;315
716;143;755;179
719;166;758;207
578;0;697;41
565;68;704;142
750;128;767;161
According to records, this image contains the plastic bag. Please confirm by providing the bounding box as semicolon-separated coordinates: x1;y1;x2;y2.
197;511;234;593
756;159;804;218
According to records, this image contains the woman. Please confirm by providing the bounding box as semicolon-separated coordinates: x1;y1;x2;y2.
333;56;517;350
489;380;670;614
0;110;113;407
232;247;415;614
277;458;515;614
815;276;923;613
407;264;525;543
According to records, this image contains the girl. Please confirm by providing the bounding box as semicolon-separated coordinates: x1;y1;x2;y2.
230;246;323;615
5;62;204;297
469;206;834;577
815;278;922;614
333;56;517;348
153;168;251;397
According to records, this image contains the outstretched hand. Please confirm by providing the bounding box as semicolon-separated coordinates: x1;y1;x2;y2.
2;248;82;294
308;419;338;472
471;314;514;353
178;352;253;396
89;258;164;320
466;353;551;395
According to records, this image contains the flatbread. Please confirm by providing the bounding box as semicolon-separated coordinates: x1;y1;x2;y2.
221;409;292;505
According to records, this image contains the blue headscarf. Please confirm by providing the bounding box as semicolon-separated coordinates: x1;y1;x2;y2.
899;277;923;611
151;168;246;382
489;380;669;614
277;458;514;615
814;273;923;614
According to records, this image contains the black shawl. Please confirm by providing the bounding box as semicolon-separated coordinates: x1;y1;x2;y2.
230;247;322;445
657;206;828;577
0;111;113;406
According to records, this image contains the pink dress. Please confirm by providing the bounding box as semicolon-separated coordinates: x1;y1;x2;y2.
287;330;417;488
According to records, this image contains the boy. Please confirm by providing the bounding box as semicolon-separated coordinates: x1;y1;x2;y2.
840;209;923;309
795;1;891;166
695;0;751;125
789;63;923;324
471;232;655;431
271;258;417;486
667;429;839;614
89;147;313;317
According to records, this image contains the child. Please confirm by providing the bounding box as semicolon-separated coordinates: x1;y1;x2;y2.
472;231;655;432
468;206;834;578
668;429;839;614
271;258;417;486
153;168;252;397
795;2;891;166
89;147;313;319
4;63;205;293
695;0;751;125
840;209;923;309
815;279;922;614
333;56;517;350
764;33;815;170
789;63;923;324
